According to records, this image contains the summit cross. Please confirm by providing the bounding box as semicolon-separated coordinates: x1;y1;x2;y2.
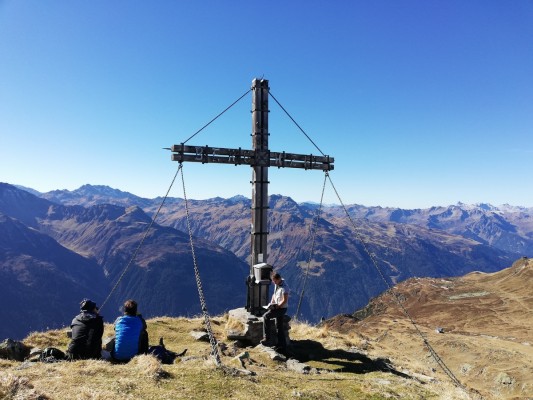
170;78;334;315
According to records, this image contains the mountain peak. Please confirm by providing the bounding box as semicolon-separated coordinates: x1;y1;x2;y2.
76;184;131;197
475;202;496;211
40;184;150;208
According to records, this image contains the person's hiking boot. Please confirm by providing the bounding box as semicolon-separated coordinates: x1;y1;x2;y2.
260;338;272;347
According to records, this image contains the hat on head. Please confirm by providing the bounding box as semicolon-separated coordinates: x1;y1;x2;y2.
80;298;97;311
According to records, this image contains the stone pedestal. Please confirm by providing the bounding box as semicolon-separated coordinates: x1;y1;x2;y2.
226;307;291;347
226;308;264;345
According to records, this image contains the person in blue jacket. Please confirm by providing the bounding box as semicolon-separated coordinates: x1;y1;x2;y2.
112;299;148;362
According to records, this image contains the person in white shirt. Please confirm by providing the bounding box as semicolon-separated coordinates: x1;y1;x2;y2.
261;272;289;352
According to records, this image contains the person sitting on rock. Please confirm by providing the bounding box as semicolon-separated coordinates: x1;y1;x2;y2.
261;272;290;352
112;299;148;362
66;298;104;360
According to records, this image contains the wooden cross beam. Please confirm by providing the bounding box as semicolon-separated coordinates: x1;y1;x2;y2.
171;78;334;315
170;144;333;170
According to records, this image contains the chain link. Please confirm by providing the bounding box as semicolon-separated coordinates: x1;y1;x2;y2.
180;164;222;367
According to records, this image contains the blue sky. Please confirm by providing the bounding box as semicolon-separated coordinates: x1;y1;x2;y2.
1;1;532;208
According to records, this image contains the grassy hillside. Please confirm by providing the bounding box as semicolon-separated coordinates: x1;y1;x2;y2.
6;258;533;399
0;315;466;400
324;257;533;400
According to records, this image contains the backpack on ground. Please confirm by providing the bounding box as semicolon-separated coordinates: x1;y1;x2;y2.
40;347;65;363
148;337;186;365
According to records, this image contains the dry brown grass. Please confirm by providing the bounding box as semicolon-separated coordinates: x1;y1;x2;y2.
225;315;245;332
0;373;50;400
0;315;465;400
132;354;167;380
291;320;365;350
24;328;71;349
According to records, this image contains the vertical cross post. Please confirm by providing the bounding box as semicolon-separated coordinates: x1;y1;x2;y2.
249;78;271;315
251;78;269;268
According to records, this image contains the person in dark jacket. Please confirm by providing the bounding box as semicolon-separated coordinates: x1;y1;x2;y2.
112;299;148;362
66;299;104;360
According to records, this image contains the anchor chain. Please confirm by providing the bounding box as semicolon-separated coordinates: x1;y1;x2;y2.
180;164;222;367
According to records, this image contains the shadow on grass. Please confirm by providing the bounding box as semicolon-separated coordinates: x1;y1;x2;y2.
289;339;411;378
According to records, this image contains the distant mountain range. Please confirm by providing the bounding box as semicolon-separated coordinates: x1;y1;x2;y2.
1;182;531;338
0;183;247;339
